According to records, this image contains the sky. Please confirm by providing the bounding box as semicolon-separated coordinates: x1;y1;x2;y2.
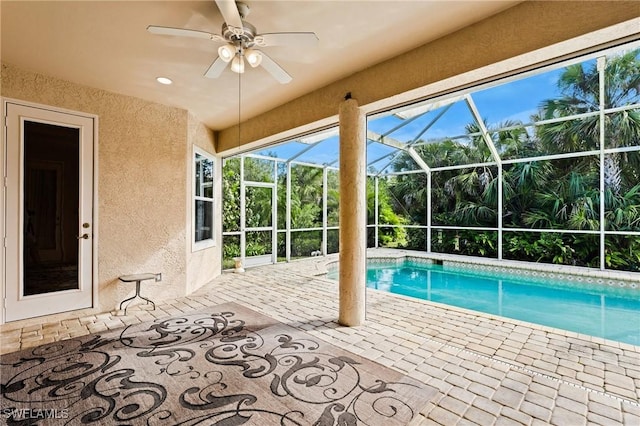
253;57;601;171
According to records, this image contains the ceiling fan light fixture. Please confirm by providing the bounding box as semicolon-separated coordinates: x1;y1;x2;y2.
245;49;262;68
231;55;245;74
218;44;235;63
148;1;318;83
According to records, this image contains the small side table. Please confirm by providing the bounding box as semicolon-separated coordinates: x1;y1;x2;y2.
118;273;161;314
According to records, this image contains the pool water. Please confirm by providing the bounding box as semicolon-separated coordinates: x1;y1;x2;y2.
329;261;640;345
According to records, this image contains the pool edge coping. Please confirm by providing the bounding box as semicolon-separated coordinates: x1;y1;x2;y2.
321;248;640;351
323;248;639;289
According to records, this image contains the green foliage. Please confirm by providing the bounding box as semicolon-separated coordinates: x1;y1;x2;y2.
504;233;575;265
502;232;601;267
432;230;497;258
327;230;340;254
222;159;240;231
400;50;639;269
246;231;271;256
291;231;322;257
605;183;640;230
460;231;497;257
222;235;240;269
404;228;427;251
368;178;407;247
246;186;272;228
288;165;324;228
605;235;640;271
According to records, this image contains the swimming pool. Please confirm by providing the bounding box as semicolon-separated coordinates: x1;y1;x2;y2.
328;260;640;346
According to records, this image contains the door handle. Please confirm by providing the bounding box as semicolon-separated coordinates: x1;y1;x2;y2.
77;233;89;240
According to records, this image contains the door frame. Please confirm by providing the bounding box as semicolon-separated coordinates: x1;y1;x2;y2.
242;181;277;266
1;98;99;324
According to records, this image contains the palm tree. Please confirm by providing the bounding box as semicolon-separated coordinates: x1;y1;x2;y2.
288;164;324;229
513;50;639;268
537;49;640;193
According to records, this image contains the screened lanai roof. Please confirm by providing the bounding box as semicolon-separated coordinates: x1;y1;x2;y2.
247;44;639;176
224;41;640;274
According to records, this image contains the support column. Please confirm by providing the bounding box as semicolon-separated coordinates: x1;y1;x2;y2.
339;96;366;326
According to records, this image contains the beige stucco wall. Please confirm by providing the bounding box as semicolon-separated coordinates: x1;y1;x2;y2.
1;63;219;315
216;0;640;152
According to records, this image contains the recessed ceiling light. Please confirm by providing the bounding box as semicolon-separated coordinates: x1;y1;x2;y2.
156;77;172;85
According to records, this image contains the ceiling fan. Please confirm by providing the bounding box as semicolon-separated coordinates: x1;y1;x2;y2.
147;0;318;84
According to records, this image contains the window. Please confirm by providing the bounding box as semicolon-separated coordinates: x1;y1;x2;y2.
194;148;215;249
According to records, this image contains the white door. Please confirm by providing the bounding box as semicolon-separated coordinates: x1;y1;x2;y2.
4;102;94;321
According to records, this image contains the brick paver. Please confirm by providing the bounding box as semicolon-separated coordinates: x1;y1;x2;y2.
1;252;639;425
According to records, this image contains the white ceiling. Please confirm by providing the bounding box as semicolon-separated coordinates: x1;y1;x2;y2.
1;1;521;130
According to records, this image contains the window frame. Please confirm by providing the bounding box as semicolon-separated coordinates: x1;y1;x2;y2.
192;146;216;251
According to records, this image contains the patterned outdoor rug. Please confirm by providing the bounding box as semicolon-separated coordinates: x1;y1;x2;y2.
0;302;436;425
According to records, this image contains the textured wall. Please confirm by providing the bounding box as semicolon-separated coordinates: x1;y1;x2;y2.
1;62;192;312
217;1;640;152
186;113;221;295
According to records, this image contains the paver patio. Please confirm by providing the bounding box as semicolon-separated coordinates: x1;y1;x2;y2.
1;254;639;425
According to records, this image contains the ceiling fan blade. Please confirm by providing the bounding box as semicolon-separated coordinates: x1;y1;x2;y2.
204;57;229;78
258;50;292;84
254;32;318;48
147;25;223;42
215;0;244;31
